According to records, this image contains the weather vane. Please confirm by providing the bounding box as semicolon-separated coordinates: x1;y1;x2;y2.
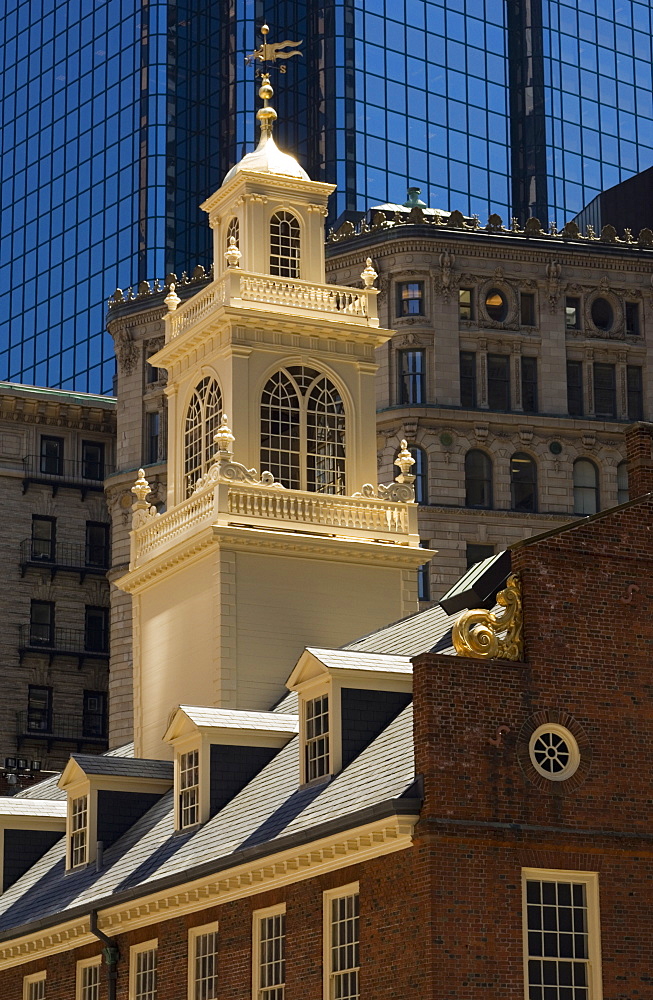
245;24;303;74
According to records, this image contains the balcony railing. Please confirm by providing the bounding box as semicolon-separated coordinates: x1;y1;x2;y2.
131;477;418;569
18;625;109;666
16;711;108;749
165;271;379;341
22;456;114;495
19;539;109;579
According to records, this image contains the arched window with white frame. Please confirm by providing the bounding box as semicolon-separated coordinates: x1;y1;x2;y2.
261;366;346;494
184;376;223;496
226;216;239;248
270;211;300;278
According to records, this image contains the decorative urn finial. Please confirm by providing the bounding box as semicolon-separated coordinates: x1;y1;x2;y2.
131;469;152;505
214;415;235;458
361;257;378;288
224;236;242;268
394;440;416;484
164;282;181;312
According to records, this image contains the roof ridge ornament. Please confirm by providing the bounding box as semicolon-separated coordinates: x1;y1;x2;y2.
451;574;523;660
245;25;303;141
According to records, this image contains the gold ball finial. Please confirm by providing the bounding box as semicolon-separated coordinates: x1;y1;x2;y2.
261;23;269;35
258;73;274;102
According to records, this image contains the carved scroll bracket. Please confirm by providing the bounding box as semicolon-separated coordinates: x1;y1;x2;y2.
452;574;523;660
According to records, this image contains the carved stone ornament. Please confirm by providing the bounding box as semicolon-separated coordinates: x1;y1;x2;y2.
434;250;454;301
193;417;285;493
452;574;523;660
355;439;416;503
360;258;378;288
131;469;158;529
546;261;562;313
113;328;138;375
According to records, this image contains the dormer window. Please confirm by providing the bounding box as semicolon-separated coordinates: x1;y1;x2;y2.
304;695;330;782
270;211;300;278
179;749;200;829
70;794;88;868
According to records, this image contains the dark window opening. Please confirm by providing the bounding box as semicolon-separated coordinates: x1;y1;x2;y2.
627;365;643;421
466;543;495;570
521;356;538;413
590;297;613;332
81;441;105;481
27;686;52;733
465;450;493;508
30;601;54;647
31;516;55;562
418;542;430;601
511;453;537;512
567;360;583;416
85;522;109;568
460;351;477;408
487;354;510;410
520;292;535;326
40;436;63;476
83;690;107;738
84;606;109;653
409;447;428;504
146;351;160;383
617;462;629;504
625;302;640;336
146;411;160;465
398;350;425;405
593;363;616;419
573;459;599;515
397;281;424;317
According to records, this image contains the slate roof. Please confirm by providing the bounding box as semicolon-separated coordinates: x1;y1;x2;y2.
0;800;66;818
17;744;135;802
177;706;299;733
68;755;173;780
0;706;416;937
344;603;457;656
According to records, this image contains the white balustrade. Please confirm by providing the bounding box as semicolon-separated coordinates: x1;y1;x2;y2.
132;480;412;566
165;272;377;341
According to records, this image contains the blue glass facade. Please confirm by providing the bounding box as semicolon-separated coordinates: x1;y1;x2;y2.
2;1;653;393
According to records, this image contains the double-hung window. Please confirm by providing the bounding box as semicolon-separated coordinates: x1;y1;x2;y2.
398;350;425;405
304;695;330;782
188;924;218;1000
130;941;158;1000
23;972;46;1000
70;794;88;868
324;885;359;1000
76;957;101;1000
253;905;286;1000
523;870;601;1000
179;749;200;829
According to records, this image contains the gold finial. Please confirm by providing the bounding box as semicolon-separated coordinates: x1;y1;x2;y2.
245;25;303;138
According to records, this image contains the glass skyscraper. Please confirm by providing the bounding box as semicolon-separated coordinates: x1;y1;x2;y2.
2;1;653;393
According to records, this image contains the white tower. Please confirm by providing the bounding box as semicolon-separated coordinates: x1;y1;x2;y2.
116;36;431;758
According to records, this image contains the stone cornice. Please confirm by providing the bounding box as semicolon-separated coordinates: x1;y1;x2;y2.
0;394;116;434
0;812;417;970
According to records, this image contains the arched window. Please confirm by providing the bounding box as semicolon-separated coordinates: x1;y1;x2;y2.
409;447;428;505
510;452;537;512
573;459;599;515
261;366;345;493
465;450;492;508
270;211;300;278
226;216;239;247
184;376;223;496
617;461;629;505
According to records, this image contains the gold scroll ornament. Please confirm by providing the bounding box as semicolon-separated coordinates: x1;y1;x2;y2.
452;574;523;660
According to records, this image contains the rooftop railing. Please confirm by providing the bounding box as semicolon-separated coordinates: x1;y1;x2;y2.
16;711;108;748
19;539;109;578
22;456;114;495
18;625;109;665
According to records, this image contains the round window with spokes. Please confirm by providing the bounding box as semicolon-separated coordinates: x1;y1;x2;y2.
528;723;580;782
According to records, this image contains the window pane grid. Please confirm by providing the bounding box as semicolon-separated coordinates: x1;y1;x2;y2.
305;695;329;781
258;913;285;1000
260;371;301;489
270;212;300;278
330;893;359;1000
27;980;45;1000
179;750;199;829
81;964;100;1000
71;795;88;868
193;931;218;1000
184;377;223;497
398;350;425;405
307;379;346;495
135;948;157;1000
526;880;589;1000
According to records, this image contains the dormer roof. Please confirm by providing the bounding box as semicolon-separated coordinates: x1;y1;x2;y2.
164;706;299;745
59;754;173;790
286;647;412;690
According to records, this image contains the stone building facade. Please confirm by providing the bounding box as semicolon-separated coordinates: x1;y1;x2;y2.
325;206;653;597
0;383;115;773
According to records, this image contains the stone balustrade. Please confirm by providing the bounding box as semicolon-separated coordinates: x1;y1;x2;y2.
130;479;416;568
165;271;378;341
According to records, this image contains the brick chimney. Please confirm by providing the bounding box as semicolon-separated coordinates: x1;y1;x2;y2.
625;422;653;499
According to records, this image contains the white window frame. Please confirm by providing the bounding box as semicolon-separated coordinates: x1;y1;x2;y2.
522;868;602;1000
76;955;102;1000
129;939;158;1000
323;882;360;1000
252;903;286;1000
303;693;331;784
188;922;219;1000
178;748;200;830
23;971;46;1000
70;793;89;869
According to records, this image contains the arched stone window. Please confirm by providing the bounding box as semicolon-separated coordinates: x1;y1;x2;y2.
409;447;428;505
510;452;537;512
184;376;223;496
261;366;345;493
465;450;492;508
226;216;239;247
617;461;629;505
270;211;300;278
573;459;599;515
